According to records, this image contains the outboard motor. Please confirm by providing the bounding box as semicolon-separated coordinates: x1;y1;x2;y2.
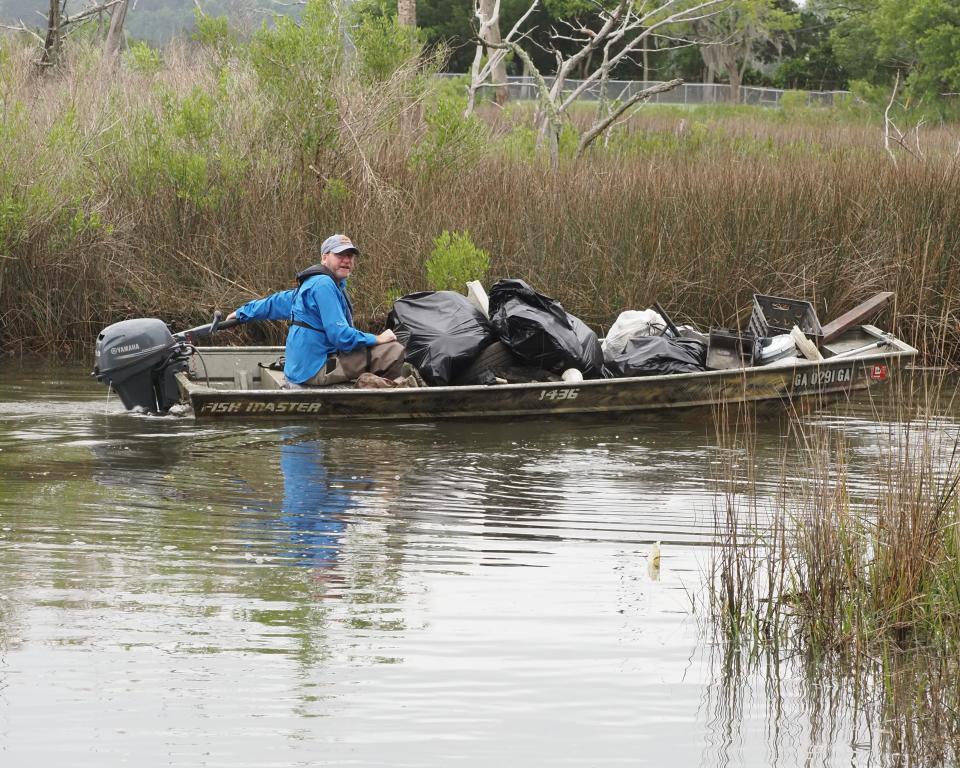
93;318;190;412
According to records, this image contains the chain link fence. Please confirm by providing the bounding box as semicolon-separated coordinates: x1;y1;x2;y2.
441;74;850;108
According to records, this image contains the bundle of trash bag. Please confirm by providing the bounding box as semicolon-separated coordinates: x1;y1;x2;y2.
389;282;694;385
602;309;707;377
388;291;495;386
487;279;604;378
603;336;707;377
601;309;668;357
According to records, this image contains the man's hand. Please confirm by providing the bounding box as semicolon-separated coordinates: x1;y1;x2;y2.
374;329;397;345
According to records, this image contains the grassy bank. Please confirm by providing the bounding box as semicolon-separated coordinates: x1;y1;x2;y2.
1;33;959;360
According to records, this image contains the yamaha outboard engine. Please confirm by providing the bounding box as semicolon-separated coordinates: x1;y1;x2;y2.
93;318;190;412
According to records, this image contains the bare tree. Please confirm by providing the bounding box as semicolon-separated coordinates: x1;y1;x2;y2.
883;71;927;167
103;0;130;61
1;0;122;70
479;0;509;105
468;0;731;166
41;0;64;66
465;0;538;115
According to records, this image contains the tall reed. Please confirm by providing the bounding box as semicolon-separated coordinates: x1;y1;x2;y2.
708;374;960;763
1;34;959;360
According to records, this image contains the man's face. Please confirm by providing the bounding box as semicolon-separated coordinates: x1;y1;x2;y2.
321;250;357;281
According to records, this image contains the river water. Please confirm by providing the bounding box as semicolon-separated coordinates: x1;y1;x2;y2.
0;362;954;766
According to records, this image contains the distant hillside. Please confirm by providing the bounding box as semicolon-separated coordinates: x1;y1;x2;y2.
0;0;292;44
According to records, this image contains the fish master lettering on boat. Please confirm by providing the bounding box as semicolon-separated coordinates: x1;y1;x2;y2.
202;401;325;415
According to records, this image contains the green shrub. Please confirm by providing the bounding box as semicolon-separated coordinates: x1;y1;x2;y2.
385;286;405;309
558;122;580;158
411;96;488;171
126;86;242;212
431;74;471;105
425;230;489;292
192;9;236;54
778;90;809;112
324;178;351;205
167;88;216;144
848;79;890;110
125;41;163;74
247;0;341;153
351;15;422;83
0;195;25;257
498;125;538;160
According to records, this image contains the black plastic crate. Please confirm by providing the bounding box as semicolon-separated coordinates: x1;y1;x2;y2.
748;295;823;346
706;327;756;370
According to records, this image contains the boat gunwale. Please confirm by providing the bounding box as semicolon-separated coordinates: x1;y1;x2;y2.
179;325;917;400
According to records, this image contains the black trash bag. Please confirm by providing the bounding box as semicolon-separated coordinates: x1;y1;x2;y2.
388;291;495;386
488;279;603;378
603;336;707;377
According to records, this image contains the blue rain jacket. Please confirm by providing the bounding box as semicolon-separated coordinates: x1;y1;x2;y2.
235;274;376;384
235;290;296;322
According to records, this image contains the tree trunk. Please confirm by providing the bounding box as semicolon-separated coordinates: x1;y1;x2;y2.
41;0;63;67
717;48;742;103
727;66;742;103
398;0;416;28
479;0;508;105
103;0;129;61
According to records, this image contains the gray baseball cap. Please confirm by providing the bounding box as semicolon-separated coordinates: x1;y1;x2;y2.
320;234;359;255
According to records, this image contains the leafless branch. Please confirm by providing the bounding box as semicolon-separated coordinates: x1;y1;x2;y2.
468;0;734;166
1;21;45;44
883;71;900;166
557;0;729;112
63;0;121;25
577;78;683;157
883;72;926;164
465;0;538;116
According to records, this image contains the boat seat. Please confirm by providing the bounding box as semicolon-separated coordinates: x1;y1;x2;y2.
261;367;287;390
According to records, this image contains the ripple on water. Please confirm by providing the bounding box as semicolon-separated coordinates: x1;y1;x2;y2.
0;363;957;766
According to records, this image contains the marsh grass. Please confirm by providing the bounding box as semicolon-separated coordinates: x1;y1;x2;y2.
1;35;959;359
708;373;960;763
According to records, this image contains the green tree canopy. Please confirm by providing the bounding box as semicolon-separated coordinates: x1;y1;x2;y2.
826;0;960;103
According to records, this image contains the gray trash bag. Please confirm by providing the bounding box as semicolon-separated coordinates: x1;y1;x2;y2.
388;291;495;386
488;279;603;378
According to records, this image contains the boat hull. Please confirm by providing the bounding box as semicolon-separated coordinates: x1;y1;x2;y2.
176;326;916;422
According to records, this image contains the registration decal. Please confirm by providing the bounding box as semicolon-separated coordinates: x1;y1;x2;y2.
793;365;854;393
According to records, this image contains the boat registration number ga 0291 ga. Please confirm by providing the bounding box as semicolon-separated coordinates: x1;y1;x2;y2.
793;365;854;392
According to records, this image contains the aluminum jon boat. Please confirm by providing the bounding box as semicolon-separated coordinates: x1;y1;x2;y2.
169;325;915;421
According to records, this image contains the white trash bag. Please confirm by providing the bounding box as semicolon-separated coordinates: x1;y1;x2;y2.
601;309;667;356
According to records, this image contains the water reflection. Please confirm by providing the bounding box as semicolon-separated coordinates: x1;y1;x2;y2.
271;439;357;569
2;362;959;766
701;637;960;767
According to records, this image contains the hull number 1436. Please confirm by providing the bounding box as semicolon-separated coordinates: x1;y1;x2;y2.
539;388;580;401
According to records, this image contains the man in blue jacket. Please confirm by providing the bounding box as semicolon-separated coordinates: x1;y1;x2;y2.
227;234;407;387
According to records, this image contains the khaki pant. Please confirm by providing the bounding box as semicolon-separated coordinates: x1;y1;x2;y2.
300;341;406;387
